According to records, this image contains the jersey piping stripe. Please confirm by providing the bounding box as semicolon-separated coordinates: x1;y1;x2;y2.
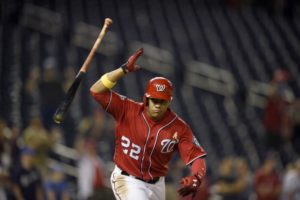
140;112;151;179
186;154;207;166
147;115;177;179
105;91;113;112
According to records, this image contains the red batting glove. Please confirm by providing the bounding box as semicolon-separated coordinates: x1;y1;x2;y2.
177;173;202;198
121;48;144;73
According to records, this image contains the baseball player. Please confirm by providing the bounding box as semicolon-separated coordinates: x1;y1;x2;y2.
90;48;207;200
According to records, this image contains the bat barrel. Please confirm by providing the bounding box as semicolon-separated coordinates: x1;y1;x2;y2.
53;71;86;124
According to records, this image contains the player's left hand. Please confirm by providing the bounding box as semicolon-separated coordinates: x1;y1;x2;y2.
122;48;144;73
177;174;202;198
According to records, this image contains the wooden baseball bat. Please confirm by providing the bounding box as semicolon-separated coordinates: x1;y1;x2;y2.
53;18;113;124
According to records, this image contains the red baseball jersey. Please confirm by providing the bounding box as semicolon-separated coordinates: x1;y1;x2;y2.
91;90;206;181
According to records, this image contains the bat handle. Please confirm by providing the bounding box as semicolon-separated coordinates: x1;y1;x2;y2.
80;18;113;73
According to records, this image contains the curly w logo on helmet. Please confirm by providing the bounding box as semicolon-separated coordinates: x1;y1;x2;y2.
144;77;173;103
155;84;166;92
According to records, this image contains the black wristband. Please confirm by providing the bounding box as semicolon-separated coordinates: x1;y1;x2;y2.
121;63;128;74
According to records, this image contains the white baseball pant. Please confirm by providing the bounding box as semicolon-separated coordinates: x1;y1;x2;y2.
110;165;165;200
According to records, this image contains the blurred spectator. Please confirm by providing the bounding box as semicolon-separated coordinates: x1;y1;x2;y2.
49;125;66;146
77;112;116;162
254;154;281;200
22;117;49;149
0;168;9;200
280;159;300;200
77;138;106;200
0;119;13;173
23;66;41;123
262;69;294;162
210;157;234;199
289;99;300;155
11;147;44;200
22;117;52;176
211;157;252;200
0;119;16;200
45;164;70;200
235;158;253;199
39;57;64;130
78;111;105;139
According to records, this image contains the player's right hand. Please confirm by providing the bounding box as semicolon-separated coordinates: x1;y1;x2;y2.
122;48;144;73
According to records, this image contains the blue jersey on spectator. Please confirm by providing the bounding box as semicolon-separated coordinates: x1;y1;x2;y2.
45;180;68;200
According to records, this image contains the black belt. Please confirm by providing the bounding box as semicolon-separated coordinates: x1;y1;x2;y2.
121;171;160;184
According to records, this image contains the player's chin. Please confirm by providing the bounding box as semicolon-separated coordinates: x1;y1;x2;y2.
150;112;162;119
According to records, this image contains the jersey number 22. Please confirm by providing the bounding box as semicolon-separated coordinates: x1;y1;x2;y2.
121;136;141;160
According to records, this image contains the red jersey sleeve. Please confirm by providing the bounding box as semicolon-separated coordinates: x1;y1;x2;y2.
90;90;127;121
178;125;206;165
